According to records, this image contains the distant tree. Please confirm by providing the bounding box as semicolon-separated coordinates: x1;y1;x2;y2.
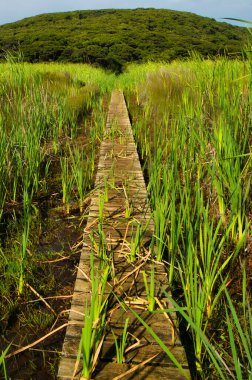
0;9;246;71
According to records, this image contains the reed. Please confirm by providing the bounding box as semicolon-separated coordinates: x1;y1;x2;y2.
128;222;141;262
60;156;74;215
78;258;110;379
0;344;10;380
121;56;252;378
0;56;115;377
112;318;129;364
142;266;156;311
224;267;252;379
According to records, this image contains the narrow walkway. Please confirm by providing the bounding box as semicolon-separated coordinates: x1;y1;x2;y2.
57;90;190;379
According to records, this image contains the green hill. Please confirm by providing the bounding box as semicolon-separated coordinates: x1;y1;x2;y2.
0;8;247;72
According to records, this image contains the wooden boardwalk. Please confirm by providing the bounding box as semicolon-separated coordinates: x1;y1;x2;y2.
57;90;190;379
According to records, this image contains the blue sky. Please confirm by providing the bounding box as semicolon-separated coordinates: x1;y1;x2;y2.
0;0;251;26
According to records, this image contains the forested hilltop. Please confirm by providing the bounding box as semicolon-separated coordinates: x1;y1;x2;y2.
0;8;247;72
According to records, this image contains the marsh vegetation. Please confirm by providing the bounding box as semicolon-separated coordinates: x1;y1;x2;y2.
0;54;252;379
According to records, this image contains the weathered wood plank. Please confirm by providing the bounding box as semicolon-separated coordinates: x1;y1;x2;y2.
57;90;190;379
100;342;188;366
94;362;190;380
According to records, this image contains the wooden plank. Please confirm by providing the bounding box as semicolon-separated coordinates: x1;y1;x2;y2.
94;362;190;380
57;90;190;379
57;357;82;379
100;342;188;366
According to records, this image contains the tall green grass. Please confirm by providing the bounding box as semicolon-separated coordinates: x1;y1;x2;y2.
120;57;252;378
2;54;252;378
0;58;114;237
0;56;116;376
78;258;110;379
